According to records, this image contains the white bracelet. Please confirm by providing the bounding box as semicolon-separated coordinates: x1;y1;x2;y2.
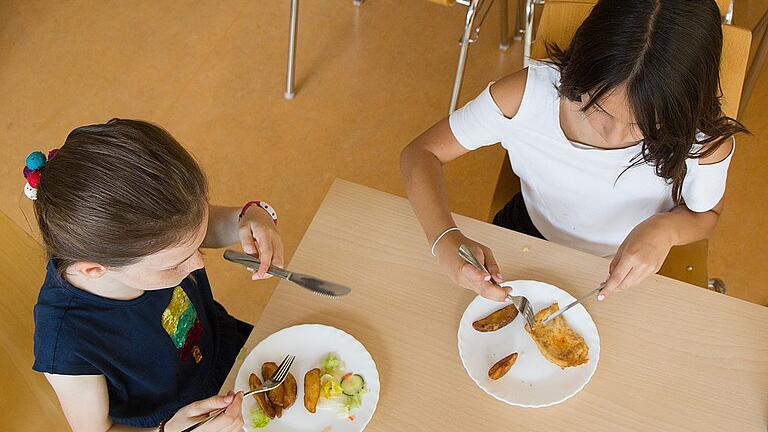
431;227;460;257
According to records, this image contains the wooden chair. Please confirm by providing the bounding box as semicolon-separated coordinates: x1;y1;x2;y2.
0;209;67;429
490;0;753;288
283;0;514;114
712;0;767;117
516;0;594;66
737;3;768;116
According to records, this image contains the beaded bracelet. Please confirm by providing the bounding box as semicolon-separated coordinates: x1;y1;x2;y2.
239;200;278;225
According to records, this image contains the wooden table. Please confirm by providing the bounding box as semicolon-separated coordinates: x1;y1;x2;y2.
223;179;768;431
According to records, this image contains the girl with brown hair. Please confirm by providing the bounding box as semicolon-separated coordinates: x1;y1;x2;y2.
27;119;282;431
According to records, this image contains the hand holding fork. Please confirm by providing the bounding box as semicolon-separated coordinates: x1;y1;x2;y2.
178;355;296;432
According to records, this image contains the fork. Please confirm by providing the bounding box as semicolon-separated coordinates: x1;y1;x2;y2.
180;354;295;432
458;244;537;328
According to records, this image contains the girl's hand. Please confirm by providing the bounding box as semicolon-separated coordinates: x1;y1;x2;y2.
599;215;675;299
164;392;244;432
434;230;510;301
238;205;284;280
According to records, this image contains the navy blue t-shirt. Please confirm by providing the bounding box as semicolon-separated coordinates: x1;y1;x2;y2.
32;262;253;427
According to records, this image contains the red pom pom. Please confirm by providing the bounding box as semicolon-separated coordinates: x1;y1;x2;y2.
27;170;41;188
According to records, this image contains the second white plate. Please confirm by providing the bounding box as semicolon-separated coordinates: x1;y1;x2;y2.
458;280;600;408
235;324;380;432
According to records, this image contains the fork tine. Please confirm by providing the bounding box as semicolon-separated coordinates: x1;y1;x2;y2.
275;357;295;384
272;355;290;380
282;356;296;377
277;354;291;371
241;356;295;398
272;355;295;383
522;300;536;327
526;303;534;318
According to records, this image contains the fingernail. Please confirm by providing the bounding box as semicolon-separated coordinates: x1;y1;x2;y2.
224;394;234;403
244;245;256;254
597;294;605;301
484;275;491;281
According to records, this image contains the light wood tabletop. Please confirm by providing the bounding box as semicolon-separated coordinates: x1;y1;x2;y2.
223;179;768;431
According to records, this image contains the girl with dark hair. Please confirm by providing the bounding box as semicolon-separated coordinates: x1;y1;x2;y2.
27;119;283;431
401;0;747;301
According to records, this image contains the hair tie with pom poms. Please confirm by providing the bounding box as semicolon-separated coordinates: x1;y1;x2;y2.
23;149;58;200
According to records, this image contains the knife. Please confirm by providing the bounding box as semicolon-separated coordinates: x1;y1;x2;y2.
542;286;602;325
223;249;351;298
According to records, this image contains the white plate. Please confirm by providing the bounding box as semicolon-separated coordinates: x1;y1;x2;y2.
236;324;380;432
458;280;600;408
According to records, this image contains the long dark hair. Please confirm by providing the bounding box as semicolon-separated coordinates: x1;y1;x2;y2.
33;119;209;274
546;0;748;201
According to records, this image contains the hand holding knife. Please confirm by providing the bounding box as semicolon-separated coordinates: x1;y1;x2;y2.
223;249;351;298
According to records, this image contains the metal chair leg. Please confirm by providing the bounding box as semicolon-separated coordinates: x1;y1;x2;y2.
724;0;734;25
523;0;535;67
284;0;299;100
450;0;481;114
499;0;510;50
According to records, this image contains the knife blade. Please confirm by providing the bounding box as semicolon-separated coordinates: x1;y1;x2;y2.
542;286;602;325
223;249;351;298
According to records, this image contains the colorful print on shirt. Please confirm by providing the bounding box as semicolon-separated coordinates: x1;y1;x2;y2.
161;287;204;363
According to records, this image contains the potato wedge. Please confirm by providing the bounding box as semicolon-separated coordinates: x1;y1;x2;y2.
283;372;298;409
262;362;285;408
472;304;519;332
488;352;518;380
249;373;276;418
304;368;321;413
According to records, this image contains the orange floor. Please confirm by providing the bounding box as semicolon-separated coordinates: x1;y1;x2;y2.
0;1;766;428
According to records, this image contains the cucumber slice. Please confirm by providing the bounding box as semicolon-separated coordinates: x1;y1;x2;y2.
340;374;365;396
